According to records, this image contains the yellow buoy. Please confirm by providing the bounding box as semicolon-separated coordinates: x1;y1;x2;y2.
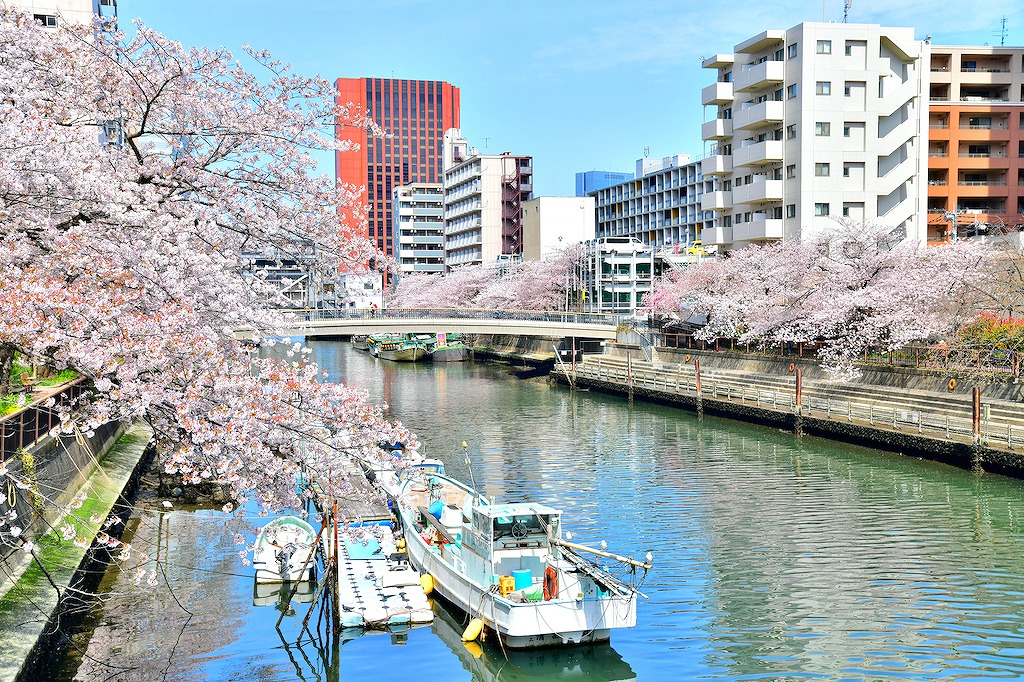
462;617;484;642
420;573;434;595
396;538;406;550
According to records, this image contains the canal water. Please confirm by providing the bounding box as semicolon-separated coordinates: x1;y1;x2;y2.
55;341;1024;681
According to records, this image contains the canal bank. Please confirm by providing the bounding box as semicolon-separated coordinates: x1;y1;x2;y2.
553;349;1024;478
0;423;151;682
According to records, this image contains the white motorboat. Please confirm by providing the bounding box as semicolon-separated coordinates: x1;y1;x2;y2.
395;473;649;648
253;516;317;583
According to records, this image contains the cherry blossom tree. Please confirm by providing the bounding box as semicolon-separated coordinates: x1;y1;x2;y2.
389;246;582;311
0;9;411;526
645;221;995;379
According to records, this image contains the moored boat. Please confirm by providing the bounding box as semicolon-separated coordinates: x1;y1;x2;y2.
351;334;369;351
395;472;649;648
377;336;428;362
253;515;317;583
430;333;469;362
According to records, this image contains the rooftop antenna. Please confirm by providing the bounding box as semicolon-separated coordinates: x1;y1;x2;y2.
995;15;1008;46
843;0;852;23
643;146;650;158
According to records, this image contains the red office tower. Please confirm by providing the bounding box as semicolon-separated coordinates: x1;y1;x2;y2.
335;78;460;254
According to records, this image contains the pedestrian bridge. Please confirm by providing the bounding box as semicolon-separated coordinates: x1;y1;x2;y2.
272;308;622;340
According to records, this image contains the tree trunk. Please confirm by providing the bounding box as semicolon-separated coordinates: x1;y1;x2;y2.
0;344;14;398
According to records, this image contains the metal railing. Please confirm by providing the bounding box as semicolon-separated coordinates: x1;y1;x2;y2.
570;358;1024;449
287;307;623;327
1;377;89;460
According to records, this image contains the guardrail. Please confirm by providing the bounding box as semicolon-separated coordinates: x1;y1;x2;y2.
1;377;89;460
287;307;623;327
660;333;1021;377
570;359;1024;450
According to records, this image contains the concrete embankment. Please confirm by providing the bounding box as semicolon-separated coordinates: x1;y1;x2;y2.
553;348;1024;478
470;334;562;367
0;423;152;682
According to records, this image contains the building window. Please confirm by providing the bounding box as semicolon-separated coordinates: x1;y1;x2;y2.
843;164;851;177
33;14;57;27
774;48;785;61
788;43;798;59
845;44;853;56
814;203;830;216
843;125;852;137
842;206;850;217
787;84;797;99
786;164;796;179
815;122;831;136
786;204;796;218
817;40;832;54
722;216;732;227
816;81;831;95
786;124;796;139
815;163;830;176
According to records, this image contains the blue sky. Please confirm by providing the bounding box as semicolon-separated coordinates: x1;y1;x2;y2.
123;0;1020;197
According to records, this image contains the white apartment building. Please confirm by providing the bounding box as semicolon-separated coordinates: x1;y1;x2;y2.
392;183;445;275
442;129;533;270
578;237;667;317
7;0;116;26
521;196;595;261
594;154;713;251
700;23;928;250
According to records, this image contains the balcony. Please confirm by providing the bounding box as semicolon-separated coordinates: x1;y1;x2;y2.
733;140;784;167
701;225;733;246
733;218;784;242
701;154;733;176
733;179;783;205
702;82;734;105
702;54;735;69
701;190;733;211
702;118;733;140
733;100;784;131
734;60;785;93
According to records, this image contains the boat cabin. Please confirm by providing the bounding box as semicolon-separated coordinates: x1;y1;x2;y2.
461;502;561;587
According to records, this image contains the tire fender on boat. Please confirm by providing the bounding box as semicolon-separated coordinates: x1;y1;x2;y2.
543;566;559;601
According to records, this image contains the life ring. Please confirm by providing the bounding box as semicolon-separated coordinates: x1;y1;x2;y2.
685;355;691;362
543;566;559;601
948;378;957;391
789;363;795;372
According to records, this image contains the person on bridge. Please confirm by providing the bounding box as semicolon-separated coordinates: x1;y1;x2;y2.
370;303;378;318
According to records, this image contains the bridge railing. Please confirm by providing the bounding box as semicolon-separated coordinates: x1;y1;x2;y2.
286;307;623;327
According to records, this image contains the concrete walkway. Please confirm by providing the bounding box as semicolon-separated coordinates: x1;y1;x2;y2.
0;422;151;682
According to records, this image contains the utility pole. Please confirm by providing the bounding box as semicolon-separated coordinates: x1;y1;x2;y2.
943;209;965;243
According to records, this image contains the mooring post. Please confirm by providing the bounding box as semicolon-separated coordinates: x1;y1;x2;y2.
794;368;804;436
972;386;984;471
331;499;340;630
695;358;703;415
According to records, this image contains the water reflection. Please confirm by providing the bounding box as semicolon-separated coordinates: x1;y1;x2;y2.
430;597;636;682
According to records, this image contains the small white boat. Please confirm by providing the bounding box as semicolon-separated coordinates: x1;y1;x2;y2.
253;516;317;583
396;473;648;648
364;451;447;499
